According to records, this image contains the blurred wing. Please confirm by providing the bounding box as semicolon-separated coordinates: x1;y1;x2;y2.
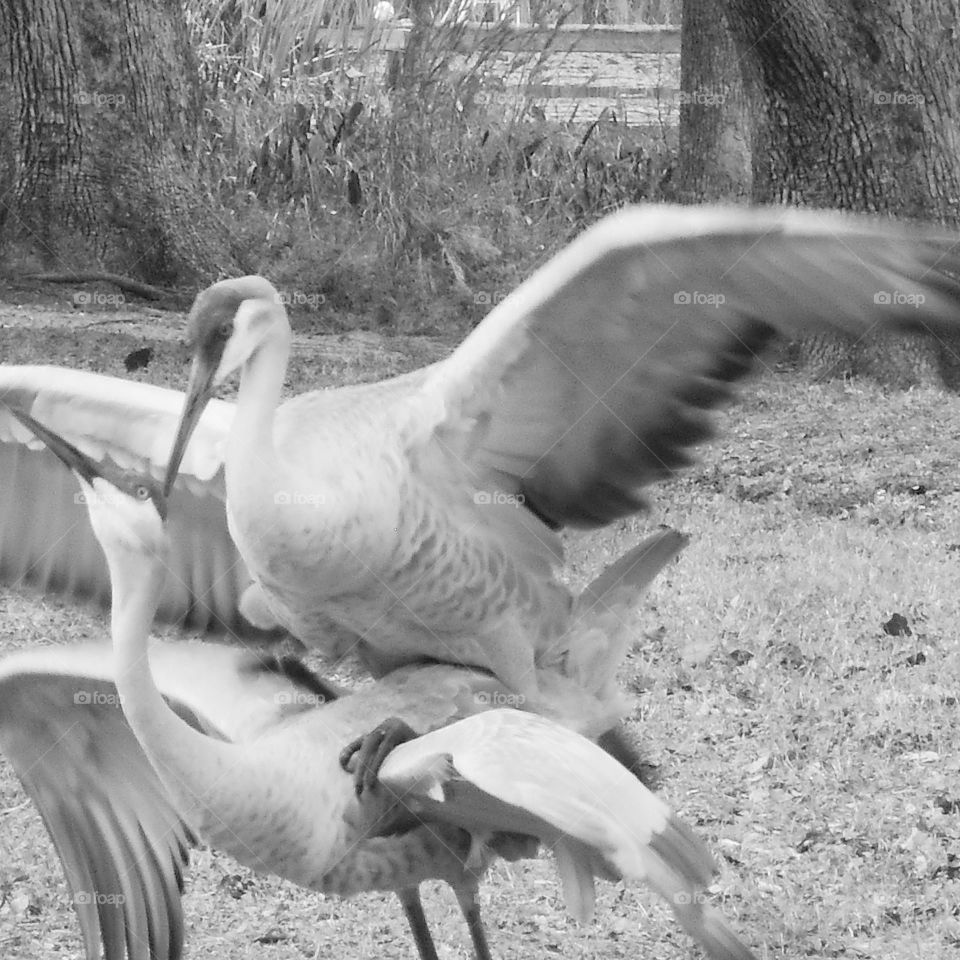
426;204;960;528
380;709;756;959
0;366;269;634
0;650;194;960
0;641;343;960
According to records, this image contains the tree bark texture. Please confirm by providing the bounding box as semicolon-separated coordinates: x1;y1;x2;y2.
0;0;233;284
682;0;960;388
678;1;752;202
724;0;960;220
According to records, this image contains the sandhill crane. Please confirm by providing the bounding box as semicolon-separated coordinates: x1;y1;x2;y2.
160;204;960;703
0;405;756;960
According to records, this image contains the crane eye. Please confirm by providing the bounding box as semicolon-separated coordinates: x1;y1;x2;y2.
134;484;151;501
218;321;233;339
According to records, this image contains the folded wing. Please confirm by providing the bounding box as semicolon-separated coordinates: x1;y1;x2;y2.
378;707;756;960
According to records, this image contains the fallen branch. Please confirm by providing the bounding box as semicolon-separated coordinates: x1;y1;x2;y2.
24;272;174;301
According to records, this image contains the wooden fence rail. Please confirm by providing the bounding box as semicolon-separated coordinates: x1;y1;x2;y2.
328;22;680;120
363;22;679;54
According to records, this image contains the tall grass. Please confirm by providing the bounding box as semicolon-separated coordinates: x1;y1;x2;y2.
185;0;678;329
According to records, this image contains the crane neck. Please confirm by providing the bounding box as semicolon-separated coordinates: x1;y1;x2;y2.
233;317;290;456
105;546;245;826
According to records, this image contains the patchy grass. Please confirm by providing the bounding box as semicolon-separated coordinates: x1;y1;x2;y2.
1;305;959;960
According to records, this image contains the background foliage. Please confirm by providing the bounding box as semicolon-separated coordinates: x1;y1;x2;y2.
186;0;680;329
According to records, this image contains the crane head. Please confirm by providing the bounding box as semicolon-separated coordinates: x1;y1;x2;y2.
5;404;168;561
164;275;283;497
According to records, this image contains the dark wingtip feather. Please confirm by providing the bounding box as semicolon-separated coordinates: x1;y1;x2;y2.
702;318;779;384
648;814;758;960
677;906;759;960
648;813;717;890
241;653;342;704
595;724;659;788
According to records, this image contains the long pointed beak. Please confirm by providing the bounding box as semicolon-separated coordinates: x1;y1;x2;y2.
5;402;169;522
5;405;103;485
164;355;218;497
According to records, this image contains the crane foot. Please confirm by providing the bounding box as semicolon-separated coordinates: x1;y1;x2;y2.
339;717;419;796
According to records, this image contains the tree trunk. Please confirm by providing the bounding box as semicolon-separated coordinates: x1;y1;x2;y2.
0;0;234;285
720;0;960;389
678;2;752;203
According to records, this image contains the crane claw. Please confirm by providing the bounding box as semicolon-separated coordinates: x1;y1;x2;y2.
339;717;419;797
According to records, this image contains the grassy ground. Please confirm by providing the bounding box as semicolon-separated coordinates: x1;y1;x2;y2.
1;298;959;960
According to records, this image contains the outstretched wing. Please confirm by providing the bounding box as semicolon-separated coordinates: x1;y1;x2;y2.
0;366;267;634
0;640;343;960
378;708;756;960
425;204;960;528
0;651;193;960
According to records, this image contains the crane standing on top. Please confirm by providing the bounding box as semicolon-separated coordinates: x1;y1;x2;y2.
161;204;960;725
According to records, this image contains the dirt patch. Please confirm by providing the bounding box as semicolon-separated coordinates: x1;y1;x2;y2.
0;285;456;392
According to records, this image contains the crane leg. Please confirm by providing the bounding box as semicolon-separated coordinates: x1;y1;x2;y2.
398;887;441;960
453;882;494;960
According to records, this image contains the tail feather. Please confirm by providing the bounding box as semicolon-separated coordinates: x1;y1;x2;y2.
554;839;596;923
565;529;689;695
527;529;688;738
637;813;757;960
578;529;690;616
672;905;758;960
646;812;716;890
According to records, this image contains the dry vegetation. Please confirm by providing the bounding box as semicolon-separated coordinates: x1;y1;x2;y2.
1;304;959;960
179;0;680;330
